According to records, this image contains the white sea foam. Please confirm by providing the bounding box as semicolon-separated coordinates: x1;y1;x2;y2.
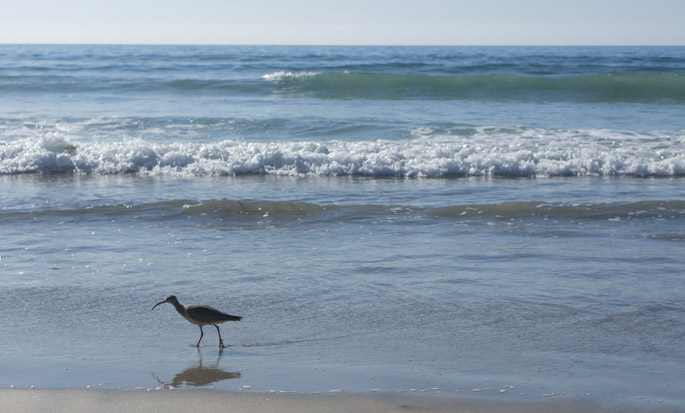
1;129;684;177
261;71;319;82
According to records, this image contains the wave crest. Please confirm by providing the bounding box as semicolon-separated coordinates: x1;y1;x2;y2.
2;132;685;177
262;72;685;102
4;199;684;224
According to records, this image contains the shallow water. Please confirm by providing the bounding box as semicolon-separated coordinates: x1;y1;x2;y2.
1;45;684;407
2;175;684;404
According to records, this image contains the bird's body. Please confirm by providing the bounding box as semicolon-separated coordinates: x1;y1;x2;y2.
152;295;241;349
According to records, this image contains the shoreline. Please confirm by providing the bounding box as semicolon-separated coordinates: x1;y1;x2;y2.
0;389;679;413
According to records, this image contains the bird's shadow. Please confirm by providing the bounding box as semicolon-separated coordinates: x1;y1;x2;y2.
152;348;242;388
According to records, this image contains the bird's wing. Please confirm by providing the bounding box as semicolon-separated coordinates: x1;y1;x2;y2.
186;305;242;323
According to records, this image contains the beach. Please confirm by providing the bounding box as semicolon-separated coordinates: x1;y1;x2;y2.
1;45;684;411
2;389;679;413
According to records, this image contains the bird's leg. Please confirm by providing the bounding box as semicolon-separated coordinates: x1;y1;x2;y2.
215;325;226;348
196;326;204;347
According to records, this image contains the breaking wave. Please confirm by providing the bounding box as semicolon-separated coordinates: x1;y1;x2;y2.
2;129;684;177
262;72;685;102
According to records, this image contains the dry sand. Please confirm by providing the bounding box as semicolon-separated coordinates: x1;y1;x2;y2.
0;389;673;413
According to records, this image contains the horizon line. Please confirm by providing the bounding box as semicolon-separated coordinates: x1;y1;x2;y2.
0;42;683;48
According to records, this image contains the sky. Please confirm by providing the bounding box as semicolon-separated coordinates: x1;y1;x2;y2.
1;0;684;45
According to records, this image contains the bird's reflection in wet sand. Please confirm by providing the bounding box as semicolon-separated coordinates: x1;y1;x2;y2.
153;349;241;388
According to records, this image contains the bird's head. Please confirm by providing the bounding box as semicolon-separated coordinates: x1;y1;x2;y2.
152;295;178;310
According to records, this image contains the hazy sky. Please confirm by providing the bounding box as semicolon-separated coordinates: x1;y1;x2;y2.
1;0;684;45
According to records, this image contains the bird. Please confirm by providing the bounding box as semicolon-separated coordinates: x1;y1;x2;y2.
152;295;242;349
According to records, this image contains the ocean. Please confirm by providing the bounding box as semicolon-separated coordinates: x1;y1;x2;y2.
1;45;684;407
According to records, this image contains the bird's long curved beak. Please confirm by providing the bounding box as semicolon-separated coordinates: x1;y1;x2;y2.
152;300;167;310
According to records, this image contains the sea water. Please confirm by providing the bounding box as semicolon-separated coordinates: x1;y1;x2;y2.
1;45;684;406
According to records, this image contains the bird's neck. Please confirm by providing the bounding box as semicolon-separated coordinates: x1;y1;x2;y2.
170;301;187;316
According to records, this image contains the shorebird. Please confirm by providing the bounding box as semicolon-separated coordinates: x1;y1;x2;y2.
152;295;242;349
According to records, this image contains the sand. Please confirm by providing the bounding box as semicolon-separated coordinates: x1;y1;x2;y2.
1;389;674;413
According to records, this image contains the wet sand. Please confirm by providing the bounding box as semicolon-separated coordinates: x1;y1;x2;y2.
0;389;676;413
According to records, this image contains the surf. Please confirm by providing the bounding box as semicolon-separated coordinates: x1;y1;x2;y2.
3;130;684;177
263;72;685;103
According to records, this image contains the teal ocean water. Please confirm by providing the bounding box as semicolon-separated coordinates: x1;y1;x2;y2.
1;45;684;407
